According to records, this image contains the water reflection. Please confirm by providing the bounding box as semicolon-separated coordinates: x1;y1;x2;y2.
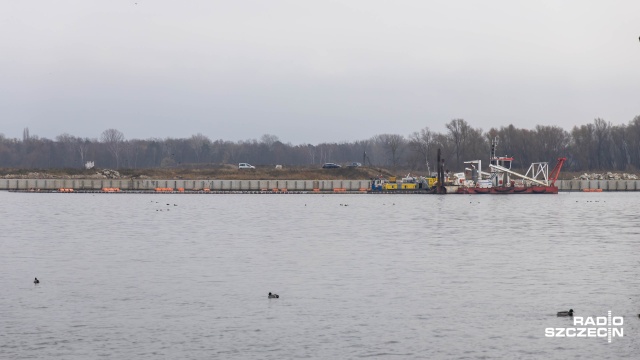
0;192;638;359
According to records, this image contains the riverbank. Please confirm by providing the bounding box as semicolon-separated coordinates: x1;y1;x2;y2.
0;166;393;181
3;178;640;192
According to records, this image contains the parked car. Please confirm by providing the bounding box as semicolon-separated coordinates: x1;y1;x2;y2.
322;163;341;169
347;162;362;168
238;163;255;169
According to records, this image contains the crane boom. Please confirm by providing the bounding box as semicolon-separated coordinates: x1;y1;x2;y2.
488;164;548;186
549;157;567;186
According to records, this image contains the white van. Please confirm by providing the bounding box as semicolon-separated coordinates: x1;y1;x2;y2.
238;163;255;169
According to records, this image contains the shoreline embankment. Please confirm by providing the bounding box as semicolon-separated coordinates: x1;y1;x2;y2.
2;179;640;193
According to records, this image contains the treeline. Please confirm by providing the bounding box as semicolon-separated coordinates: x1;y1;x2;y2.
2;116;640;173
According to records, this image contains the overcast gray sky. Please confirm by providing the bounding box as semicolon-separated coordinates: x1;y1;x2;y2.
2;0;639;144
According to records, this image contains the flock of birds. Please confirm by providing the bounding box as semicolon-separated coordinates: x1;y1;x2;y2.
29;279;640;318
153;201;178;211
34;277;282;300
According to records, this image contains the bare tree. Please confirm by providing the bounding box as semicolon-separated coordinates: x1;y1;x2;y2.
609;125;630;170
570;124;595;170
627;115;640;168
5;116;640;172
409;127;434;173
122;139;146;169
100;129;125;168
534;125;569;163
317;143;333;164
432;133;454;172
445;119;470;166
260;134;279;149
306;144;316;164
189;133;210;163
593;118;611;169
55;133;77;168
375;134;406;173
77;138;90;168
444;119;487;169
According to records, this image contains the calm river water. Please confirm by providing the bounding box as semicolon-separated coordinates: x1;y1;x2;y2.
1;191;639;359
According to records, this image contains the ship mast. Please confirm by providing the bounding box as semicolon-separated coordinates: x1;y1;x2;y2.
490;137;498;165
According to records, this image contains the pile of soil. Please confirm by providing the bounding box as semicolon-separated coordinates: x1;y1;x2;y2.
0;165;397;181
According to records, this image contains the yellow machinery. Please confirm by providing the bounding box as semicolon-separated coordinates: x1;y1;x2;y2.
371;175;437;191
383;176;398;190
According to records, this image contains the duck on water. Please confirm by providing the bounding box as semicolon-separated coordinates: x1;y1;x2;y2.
557;309;573;317
268;292;279;299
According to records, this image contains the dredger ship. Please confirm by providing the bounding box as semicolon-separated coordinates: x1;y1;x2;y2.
433;138;566;194
369;137;566;194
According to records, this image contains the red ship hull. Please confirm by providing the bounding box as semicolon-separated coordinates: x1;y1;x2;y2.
454;186;558;194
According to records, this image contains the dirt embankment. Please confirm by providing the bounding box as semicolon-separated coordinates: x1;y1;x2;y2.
0;165;397;181
3;166;637;181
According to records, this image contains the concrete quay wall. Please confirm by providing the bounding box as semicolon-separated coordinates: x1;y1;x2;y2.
556;179;640;191
0;179;371;192
2;179;640;192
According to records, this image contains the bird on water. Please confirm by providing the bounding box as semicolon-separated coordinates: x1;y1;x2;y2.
268;292;279;299
34;277;39;284
557;309;573;317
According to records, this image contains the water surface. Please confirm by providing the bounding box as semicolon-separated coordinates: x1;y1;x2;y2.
1;192;638;359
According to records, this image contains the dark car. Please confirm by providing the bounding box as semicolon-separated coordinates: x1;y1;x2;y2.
322;163;341;169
